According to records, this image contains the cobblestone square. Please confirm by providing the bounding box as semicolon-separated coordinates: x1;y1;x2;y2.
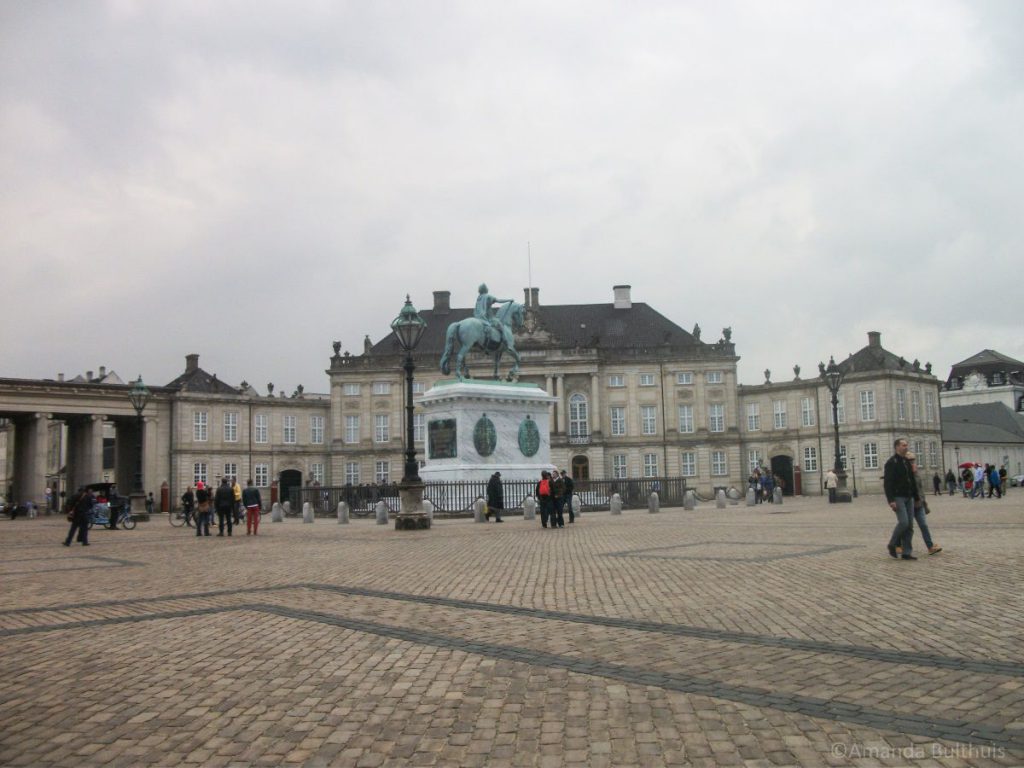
1;493;1022;767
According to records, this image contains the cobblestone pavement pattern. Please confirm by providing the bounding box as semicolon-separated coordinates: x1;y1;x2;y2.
1;493;1022;767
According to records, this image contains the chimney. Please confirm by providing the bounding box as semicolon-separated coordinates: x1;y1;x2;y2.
523;287;531;307
86;370;93;381
530;287;539;307
185;353;199;372
99;366;106;378
57;373;64;382
433;290;451;314
613;284;632;309
867;331;881;348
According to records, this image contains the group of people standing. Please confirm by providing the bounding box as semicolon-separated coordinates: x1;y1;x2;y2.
535;469;575;528
180;477;263;537
884;438;942;560
747;468;783;503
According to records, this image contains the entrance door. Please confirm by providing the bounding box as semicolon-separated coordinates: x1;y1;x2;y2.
770;455;794;496
571;455;590;481
279;469;302;508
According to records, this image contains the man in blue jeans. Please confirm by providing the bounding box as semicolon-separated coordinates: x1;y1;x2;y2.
884;438;919;560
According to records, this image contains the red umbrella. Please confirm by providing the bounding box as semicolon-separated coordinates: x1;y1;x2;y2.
958;462;976;469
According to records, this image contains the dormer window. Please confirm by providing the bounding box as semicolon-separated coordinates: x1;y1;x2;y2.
991;372;1003;385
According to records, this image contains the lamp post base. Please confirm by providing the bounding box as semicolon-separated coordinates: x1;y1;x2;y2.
835;471;853;504
395;481;431;530
129;492;150;521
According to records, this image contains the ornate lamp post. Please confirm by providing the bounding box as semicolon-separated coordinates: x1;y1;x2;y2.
849;455;858;498
391;296;430;530
819;356;852;502
127;375;151;512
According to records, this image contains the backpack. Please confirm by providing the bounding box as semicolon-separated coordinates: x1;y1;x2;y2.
538;479;551;497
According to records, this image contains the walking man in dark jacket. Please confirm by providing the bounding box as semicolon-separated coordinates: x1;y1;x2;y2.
560;470;576;523
242;479;263;535
884;438;919;560
63;487;94;547
486;472;504;522
214;478;235;536
195;482;211;537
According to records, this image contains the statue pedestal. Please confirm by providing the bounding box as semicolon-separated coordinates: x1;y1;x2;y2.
419;380;557;483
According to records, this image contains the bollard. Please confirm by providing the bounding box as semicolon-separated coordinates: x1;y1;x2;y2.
283;500;292;517
648;491;660;514
746;488;756;506
773;487;783;504
727;487;741;506
375;501;389;525
302;502;314;523
523;496;536;522
715;489;726;509
474;497;486;522
422;499;434;521
271;502;284;522
571;494;582;518
337;501;349;524
684;490;696;510
610;493;623;515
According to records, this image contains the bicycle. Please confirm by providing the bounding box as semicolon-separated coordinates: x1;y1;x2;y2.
88;504;136;530
169;508;193;527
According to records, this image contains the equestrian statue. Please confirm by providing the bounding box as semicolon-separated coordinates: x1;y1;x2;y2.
440;283;525;381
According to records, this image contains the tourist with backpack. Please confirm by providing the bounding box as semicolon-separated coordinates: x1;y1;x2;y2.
535;471;554;528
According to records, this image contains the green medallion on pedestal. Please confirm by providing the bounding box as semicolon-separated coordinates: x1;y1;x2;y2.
518;416;540;457
473;415;497;456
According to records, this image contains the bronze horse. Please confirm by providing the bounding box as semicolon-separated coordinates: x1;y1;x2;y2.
440;301;525;381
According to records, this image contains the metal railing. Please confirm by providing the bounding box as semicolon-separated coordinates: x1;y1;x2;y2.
287;476;688;518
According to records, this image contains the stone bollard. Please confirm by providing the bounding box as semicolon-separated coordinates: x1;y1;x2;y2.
648;491;660;514
727;488;741;506
571;494;581;518
684;490;696;510
773;487;783;504
474;497;487;523
337;501;350;524
422;499;434;522
746;488;756;506
271;502;284;522
375;501;389;525
283;500;292;517
523;496;536;522
610;493;623;515
302;502;314;523
716;489;726;509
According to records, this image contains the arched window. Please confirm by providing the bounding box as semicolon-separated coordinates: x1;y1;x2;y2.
569;393;589;440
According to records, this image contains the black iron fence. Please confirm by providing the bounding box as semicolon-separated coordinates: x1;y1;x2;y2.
287;476;688;518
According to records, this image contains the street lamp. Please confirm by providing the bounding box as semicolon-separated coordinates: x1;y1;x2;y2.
849;455;858;498
390;296;429;530
819;356;852;502
127;375;151;511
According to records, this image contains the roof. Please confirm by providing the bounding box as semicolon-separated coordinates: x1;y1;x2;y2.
947;349;1024;386
165;367;240;395
940;402;1024;445
367;302;704;357
837;336;933;377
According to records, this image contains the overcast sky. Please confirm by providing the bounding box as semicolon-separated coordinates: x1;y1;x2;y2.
2;1;1022;394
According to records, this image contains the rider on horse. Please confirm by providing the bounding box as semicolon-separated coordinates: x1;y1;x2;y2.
474;283;512;344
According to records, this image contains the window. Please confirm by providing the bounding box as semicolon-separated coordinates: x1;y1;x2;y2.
863;442;879;469
828;395;846;425
911;391;921;422
569;394;589;437
748;450;762;473
193;411;208;442
772;400;787;429
706;371;723;384
708;404;724;433
711;451;727;476
610;406;626;436
374;414;389;443
913;440;924;461
801;397;815;427
283;415;297;444
223;462;238;481
345;461;360;485
896;389;906;420
413;413;425;443
608;374;625;388
639;373;656;387
193;462;208;485
860;390;876;421
311;415;324;444
254;414;268;444
344;415;360;444
310;463;324;485
641;405;657;435
803;446;818;472
925;392;935;422
677;405;694;434
680;451;696;476
676;371;693;385
643;454;659;477
612;454;628;479
224;412;238;442
839;444;848;470
746;403;760;431
928;441;938;468
412;381;425;395
254;463;269;487
343;383;361;396
372;381;391;395
375;460;390;484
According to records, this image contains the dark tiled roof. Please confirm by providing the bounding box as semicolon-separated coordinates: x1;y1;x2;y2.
165;367;239;395
368;302;700;356
940;402;1024;445
839;345;927;376
947;349;1024;386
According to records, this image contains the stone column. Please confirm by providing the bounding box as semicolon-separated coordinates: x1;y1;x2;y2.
13;413;48;506
546;376;555;432
556;375;566;435
67;415;105;490
590;373;601;435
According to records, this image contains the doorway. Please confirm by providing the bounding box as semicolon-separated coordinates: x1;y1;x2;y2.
571;455;590;481
279;469;302;508
770;455;794;496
